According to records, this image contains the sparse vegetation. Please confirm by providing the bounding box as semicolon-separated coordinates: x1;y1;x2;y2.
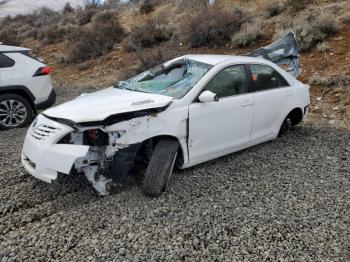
181;6;246;48
275;10;340;51
176;0;208;9
139;0;158;14
284;0;312;12
232;20;262;47
124;13;173;52
66;10;124;63
63;2;75;14
342;15;350;25
265;2;283;17
309;74;350;87
316;41;331;52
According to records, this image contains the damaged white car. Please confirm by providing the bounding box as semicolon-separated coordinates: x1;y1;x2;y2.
22;32;310;196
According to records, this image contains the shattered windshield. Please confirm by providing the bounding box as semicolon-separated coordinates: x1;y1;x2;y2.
116;59;212;99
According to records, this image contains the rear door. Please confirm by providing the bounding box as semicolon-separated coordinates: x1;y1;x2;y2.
188;64;254;161
248;64;292;141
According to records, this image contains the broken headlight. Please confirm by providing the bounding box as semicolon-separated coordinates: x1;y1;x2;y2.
84;129;109;146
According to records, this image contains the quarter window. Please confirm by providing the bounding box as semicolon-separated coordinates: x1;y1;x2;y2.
249;64;289;92
204;65;246;98
0;53;15;68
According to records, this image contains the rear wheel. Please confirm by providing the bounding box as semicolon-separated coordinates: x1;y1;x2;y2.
278;108;303;136
143;139;179;197
0;94;34;130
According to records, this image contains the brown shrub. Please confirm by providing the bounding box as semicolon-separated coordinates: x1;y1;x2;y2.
37;24;79;44
309;75;350;87
124;14;173;52
342;15;350;25
176;0;208;9
30;7;61;27
63;2;75;14
265;2;283;17
139;0;157;14
66;10;124;63
316;41;331;53
275;10;340;51
0;27;21;45
77;8;98;25
232;20;262;47
181;6;246;48
66;28;115;63
284;0;312;12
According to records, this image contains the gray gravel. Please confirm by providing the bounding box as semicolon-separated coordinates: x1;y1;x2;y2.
0;87;349;261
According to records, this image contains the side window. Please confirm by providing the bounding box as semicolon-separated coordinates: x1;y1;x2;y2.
204;65;246;98
0;53;15;68
249;64;289;92
276;72;289;87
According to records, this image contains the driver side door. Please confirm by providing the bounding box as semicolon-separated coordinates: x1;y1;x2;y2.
188;64;254;163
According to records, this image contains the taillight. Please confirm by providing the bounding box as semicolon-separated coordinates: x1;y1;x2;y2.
33;66;52;77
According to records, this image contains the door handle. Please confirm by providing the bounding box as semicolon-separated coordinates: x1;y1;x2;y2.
242;101;254;107
285;93;293;97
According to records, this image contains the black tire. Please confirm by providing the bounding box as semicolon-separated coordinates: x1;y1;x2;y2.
143;139;179;197
278;117;291;137
0;94;34;130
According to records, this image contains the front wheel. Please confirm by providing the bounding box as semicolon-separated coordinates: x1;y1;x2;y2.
0;94;34;130
143;139;179;197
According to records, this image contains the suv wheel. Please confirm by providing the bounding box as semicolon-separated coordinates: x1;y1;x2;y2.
0;94;34;130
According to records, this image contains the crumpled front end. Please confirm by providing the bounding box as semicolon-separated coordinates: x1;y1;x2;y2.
22;114;141;196
22;114;89;183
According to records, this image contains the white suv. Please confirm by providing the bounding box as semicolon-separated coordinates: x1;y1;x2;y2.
21;33;310;197
0;44;56;129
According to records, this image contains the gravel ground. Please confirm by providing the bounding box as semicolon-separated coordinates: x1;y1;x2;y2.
0;87;349;261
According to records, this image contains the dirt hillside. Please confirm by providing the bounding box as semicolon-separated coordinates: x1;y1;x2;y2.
5;0;350;127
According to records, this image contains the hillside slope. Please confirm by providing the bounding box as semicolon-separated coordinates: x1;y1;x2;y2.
2;0;350;127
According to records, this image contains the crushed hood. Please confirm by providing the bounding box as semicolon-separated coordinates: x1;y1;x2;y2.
43;87;173;123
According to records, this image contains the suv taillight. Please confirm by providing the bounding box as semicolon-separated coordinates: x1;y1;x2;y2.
33;66;52;77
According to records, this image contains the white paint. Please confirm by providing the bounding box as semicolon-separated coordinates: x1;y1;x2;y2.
0;46;54;104
44;87;173;123
22;55;310;187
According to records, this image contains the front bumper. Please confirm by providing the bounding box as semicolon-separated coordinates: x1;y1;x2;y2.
21;114;89;183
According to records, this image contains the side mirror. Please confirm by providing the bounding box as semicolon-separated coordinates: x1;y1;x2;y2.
198;90;219;103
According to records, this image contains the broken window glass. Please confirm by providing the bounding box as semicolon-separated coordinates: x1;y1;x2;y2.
117;59;212;99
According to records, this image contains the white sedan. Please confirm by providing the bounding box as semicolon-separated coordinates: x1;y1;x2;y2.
22;35;310;196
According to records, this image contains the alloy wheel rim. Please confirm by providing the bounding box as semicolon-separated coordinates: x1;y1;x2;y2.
0;99;27;127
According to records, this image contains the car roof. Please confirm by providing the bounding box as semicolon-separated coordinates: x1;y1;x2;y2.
0;44;30;53
180;54;267;66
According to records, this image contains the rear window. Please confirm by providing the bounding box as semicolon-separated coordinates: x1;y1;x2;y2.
250;64;289;92
0;53;15;68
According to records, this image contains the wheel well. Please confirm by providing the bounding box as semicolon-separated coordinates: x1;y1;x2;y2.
0;89;35;109
135;135;184;168
287;108;303;126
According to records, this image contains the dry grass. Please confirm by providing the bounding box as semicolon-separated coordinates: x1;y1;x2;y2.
231;19;262;47
264;2;283;17
180;6;246;48
284;0;312;12
123;11;173;52
316;41;331;52
309;74;350;87
66;10;125;63
275;9;340;51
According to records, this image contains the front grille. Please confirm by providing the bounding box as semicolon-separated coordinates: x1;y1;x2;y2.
31;125;60;141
